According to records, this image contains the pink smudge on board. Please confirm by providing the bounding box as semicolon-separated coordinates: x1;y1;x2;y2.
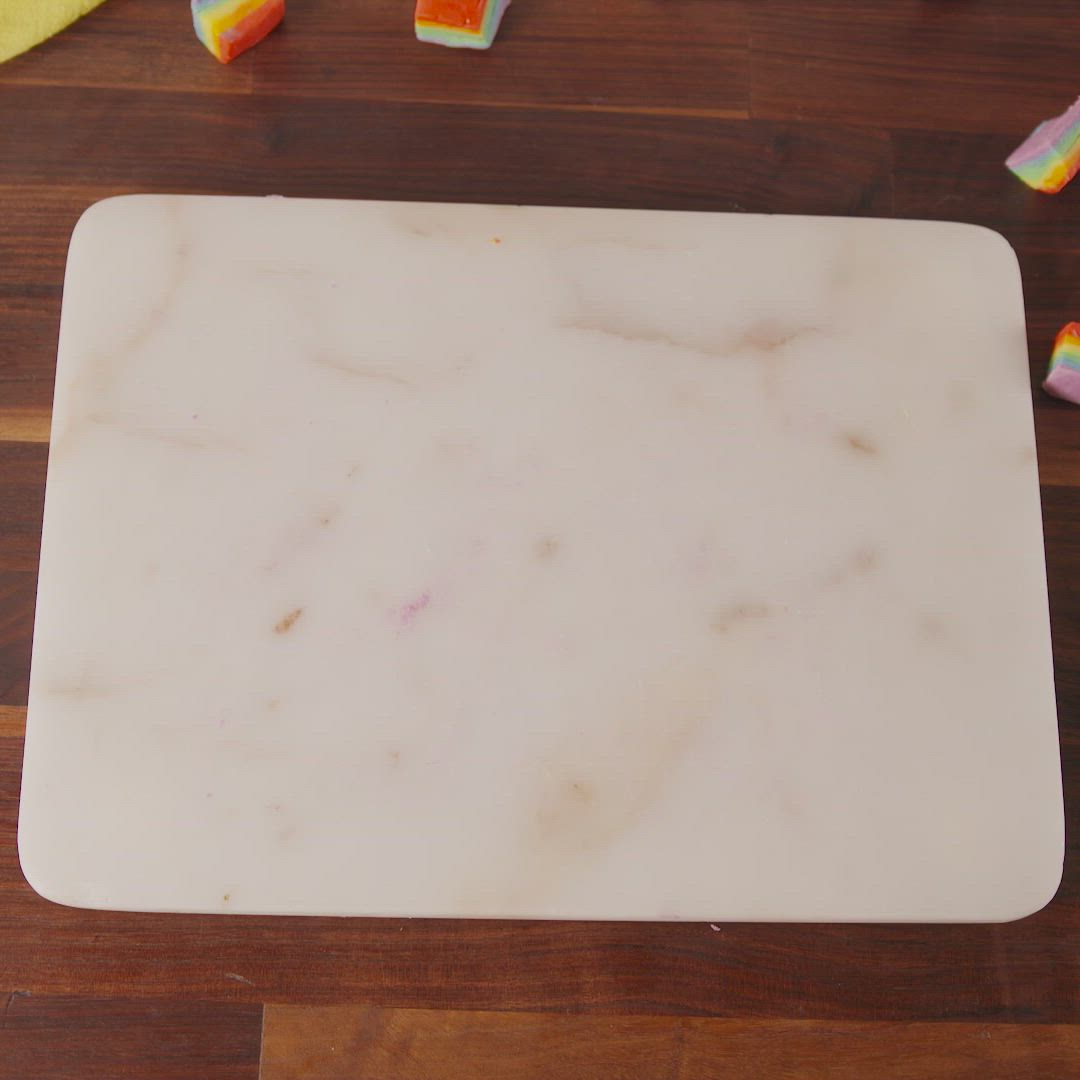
397;591;431;629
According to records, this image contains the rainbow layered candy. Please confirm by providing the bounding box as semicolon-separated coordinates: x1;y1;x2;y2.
415;0;510;49
1006;97;1080;194
192;0;284;64
1043;323;1080;405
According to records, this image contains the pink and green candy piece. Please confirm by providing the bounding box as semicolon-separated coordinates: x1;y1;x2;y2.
1006;97;1080;194
192;0;284;64
1043;323;1080;405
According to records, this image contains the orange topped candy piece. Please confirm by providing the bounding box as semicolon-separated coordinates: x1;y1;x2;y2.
415;0;510;49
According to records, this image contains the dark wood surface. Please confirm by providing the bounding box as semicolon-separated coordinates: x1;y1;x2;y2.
0;995;261;1080
260;1007;1080;1079
1;0;1078;1074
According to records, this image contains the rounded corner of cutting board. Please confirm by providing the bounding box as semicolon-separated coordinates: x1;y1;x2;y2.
15;730;96;913
947;219;1018;254
962;222;1024;283
943;220;1025;290
69;194;146;248
987;867;1066;924
969;799;1066;924
16;822;83;913
67;194;198;271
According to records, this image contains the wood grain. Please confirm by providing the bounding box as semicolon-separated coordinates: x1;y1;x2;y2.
890;132;1080;253
0;995;262;1080
750;1;1079;134
261;1005;1080;1080
0;707;26;740
0;574;34;705
0;445;46;573
0;408;50;445
0;0;1077;1075
0;89;890;214
0;296;60;412
251;0;749;116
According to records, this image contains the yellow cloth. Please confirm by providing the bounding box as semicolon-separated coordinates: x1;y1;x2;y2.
0;0;108;64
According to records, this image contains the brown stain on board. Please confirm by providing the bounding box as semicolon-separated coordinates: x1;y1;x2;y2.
844;432;879;456
463;660;719;911
274;608;303;635
535;536;561;561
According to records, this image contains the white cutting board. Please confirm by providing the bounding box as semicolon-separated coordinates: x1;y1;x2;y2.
18;195;1063;922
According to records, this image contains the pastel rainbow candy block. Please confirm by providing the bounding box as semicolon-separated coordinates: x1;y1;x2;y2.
192;0;284;64
1043;323;1080;404
1006;97;1080;194
415;0;511;49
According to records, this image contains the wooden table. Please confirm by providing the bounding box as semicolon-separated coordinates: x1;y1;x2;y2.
1;2;1077;1076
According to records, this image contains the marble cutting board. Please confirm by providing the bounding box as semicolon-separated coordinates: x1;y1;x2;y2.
18;195;1064;922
